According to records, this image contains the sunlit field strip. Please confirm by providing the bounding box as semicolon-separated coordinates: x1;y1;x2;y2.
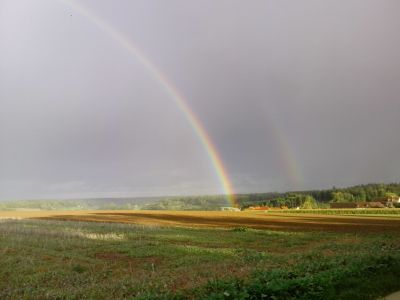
270;208;400;216
0;209;398;233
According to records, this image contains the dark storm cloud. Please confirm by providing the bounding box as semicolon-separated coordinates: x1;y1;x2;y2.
1;0;399;199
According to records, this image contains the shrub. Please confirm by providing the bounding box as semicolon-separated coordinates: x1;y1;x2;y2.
232;227;248;232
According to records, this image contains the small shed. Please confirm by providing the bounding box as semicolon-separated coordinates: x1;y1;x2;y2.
221;207;241;212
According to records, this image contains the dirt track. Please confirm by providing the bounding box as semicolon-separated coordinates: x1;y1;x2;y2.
2;210;399;233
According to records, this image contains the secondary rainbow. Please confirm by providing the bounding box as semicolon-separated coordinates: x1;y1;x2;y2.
266;116;303;189
58;0;237;205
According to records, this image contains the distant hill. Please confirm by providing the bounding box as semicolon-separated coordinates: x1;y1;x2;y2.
0;195;232;211
141;196;230;211
0;197;162;211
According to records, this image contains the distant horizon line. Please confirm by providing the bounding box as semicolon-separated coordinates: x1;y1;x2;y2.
1;181;398;202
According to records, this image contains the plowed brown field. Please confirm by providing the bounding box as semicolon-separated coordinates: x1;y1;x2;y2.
1;210;400;232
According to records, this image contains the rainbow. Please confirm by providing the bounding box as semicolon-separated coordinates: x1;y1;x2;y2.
265;116;303;189
58;0;238;205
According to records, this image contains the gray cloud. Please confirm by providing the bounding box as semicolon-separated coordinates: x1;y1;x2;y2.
1;0;399;200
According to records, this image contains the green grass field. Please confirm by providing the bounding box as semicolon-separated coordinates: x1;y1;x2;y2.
271;209;400;215
0;217;399;299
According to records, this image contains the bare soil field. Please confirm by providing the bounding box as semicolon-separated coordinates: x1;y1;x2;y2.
2;210;400;232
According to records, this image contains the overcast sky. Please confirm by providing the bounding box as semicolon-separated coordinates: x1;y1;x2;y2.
1;0;400;200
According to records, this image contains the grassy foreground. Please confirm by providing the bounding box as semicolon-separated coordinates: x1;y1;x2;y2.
0;217;399;299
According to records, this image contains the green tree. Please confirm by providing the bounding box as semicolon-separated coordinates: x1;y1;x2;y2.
300;195;318;209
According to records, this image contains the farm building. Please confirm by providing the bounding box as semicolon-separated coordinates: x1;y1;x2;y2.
221;207;241;211
330;202;359;209
373;196;400;207
365;202;386;208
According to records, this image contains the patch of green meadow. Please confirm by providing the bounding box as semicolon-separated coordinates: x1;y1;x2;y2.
0;219;399;299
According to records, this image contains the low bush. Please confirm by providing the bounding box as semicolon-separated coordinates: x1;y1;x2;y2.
194;255;400;300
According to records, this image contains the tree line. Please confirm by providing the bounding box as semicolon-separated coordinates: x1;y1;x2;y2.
1;183;399;210
236;183;400;209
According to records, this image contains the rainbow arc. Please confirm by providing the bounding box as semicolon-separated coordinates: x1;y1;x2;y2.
59;0;238;205
56;0;304;205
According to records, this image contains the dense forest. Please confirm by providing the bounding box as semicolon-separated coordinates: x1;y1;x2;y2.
0;183;399;210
